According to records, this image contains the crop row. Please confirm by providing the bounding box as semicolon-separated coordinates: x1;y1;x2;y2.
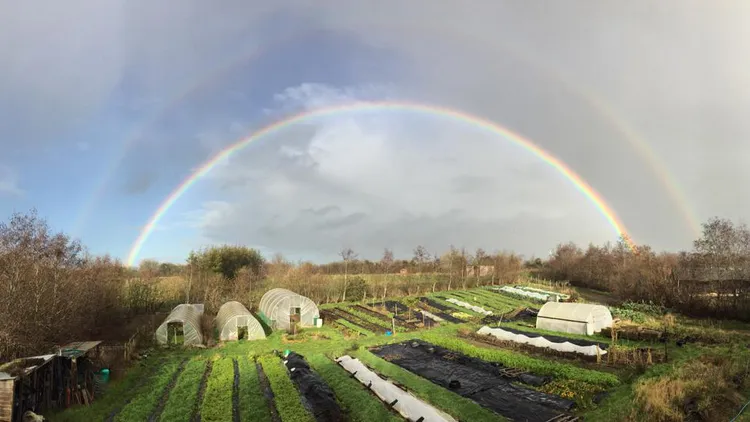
115;359;184;421
352;349;501;422
421;332;620;387
446;291;515;314
428;295;482;317
306;355;401;422
201;357;235;422
258;355;315;422
336;318;375;336
158;358;207;422
343;307;394;330
237;357;272;422
472;288;538;308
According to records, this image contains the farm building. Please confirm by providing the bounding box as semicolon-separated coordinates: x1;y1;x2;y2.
258;288;320;331
215;301;266;341
155;304;204;346
0;342;101;422
536;302;613;336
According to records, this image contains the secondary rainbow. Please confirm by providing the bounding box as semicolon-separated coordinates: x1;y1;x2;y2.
126;101;635;266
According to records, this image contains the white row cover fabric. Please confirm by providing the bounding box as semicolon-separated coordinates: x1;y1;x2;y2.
155;304;204;346
496;286;551;301
445;298;492;315
477;326;607;356
258;288;319;331
336;356;457;422
420;310;444;322
517;286;570;300
536;302;613;336
215;301;266;341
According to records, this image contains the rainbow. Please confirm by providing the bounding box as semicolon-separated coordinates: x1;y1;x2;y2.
125;101;635;266
75;34;700;241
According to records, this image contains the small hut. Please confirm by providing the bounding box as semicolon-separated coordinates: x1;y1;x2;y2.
258;288;320;332
155;304;204;346
536;302;613;336
215;301;266;341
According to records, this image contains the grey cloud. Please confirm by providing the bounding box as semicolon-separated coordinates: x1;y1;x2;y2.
314;212;367;230
122;171;156;195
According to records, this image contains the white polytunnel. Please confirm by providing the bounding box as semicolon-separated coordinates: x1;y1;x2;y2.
215;301;266;341
536;302;613;336
336;355;457;422
477;326;607;356
257;288;320;331
155;304;204;346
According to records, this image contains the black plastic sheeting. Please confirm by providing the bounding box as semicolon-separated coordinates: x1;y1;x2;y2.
283;352;346;422
370;300;409;314
372;341;575;422
417;297;464;323
497;326;610;350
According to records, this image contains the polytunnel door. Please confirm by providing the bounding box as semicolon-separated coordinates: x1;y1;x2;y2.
290;307;301;333
167;322;184;345
238;325;248;340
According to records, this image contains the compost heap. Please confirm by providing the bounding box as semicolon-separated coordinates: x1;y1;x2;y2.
371;340;575;422
283;352;346;422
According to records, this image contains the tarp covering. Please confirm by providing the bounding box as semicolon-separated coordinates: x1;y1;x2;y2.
536;302;613;336
496;286;551;302
155;304;204;346
283;352;345;422
258;288;319;331
336;355;458;422
517;286;570;300
215;301;266;341
371;341;575;422
445;298;492;315
418;310;444;322
477;326;608;356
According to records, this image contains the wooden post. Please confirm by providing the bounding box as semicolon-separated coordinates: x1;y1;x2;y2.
392;317;396;336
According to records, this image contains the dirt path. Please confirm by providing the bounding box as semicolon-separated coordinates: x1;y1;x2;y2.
256;361;282;422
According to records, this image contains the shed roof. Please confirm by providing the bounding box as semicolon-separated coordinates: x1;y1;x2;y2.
57;341;102;358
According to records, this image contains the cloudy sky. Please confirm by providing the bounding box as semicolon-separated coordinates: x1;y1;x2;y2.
1;1;749;265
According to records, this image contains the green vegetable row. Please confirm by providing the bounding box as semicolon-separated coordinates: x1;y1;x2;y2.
306;354;401;422
159;358;208;422
200;357;234;422
116;359;184;421
343;307;399;330
421;333;620;387
352;349;505;422
258;355;315;422
237;357;272;422
336;318;375;337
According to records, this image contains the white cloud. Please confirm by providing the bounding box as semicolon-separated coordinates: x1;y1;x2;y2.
178;83;613;260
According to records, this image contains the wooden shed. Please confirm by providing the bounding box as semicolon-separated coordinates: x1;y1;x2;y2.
0;341;101;422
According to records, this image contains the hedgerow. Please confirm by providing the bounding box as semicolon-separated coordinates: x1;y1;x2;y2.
258;355;315;422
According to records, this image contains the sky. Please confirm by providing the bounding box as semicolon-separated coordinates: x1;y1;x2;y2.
1;1;750;265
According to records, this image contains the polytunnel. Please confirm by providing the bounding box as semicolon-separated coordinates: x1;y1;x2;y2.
155;304;204;346
215;301;266;341
536;302;613;336
258;288;320;331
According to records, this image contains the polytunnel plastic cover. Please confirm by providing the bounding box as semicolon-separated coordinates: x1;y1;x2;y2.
155;304;204;346
258;288;319;331
215;301;266;341
536;302;613;335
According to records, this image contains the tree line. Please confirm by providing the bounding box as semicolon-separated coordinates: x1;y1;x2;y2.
1;209;749;361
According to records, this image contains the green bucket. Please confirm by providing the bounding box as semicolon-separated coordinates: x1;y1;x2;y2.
99;368;110;384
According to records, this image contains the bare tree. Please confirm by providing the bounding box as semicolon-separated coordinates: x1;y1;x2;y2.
339;247;358;302
380;248;394;299
474;248;487;285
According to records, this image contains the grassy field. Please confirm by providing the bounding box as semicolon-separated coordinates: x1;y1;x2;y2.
47;286;750;422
